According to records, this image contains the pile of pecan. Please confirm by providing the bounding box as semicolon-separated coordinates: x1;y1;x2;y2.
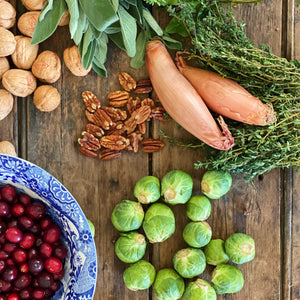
78;72;167;160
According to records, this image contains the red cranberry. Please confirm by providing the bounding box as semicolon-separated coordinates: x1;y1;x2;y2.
49;280;60;292
2;265;18;282
6;258;14;266
27;248;38;260
19;233;35;249
44;257;62;274
43;225;61;244
12;248;27;264
40;243;52;258
0;221;7;235
28;257;44;275
12;203;25;217
18;216;34;231
5;227;23;243
25;202;46;220
40;216;52;230
36;271;54;289
0;260;5;273
14;273;31;289
7;219;18;229
0;234;5;244
19;262;29;273
0;250;9;259
35;237;43;248
0;201;11;217
53;244;67;260
19;287;33;299
28;223;41;235
0;186;16;203
0;296;5;300
4;242;18;253
32;287;45;299
18;194;31;206
52;268;64;280
0;278;12;292
6;293;19;300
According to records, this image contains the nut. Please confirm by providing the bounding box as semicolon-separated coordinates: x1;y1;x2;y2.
141;138;164;153
0;141;17;156
78;146;98;158
99;148;121;160
11;36;39;70
118;72;136;92
107;90;130;107
33;85;61;112
0;57;9;80
78;131;101;151
100;135;129;150
32;50;61;83
0;0;16;29
106;121;126;136
2;69;36;97
58;10;70;26
63;45;92;76
133;79;153;94
85;108;113;130
17;11;40;37
0;27;16;57
0;89;14;121
101;106;127;122
127;97;141;114
85;123;104;138
82;91;101;112
21;0;46;10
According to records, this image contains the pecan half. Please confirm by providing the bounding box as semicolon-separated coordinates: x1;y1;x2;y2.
85;108;113;130
133;79;152;94
85;123;104;138
118;72;136;92
124;117;137;134
151;106;168;121
107;121;126;136
126;97;141;114
78;131;101;151
99;148;121;160
131;106;151;124
82;91;101;113
138;122;146;135
141;138;164;153
78;146;98;158
100;135;129;151
101;106;127;122
107;90;130;108
142;98;155;109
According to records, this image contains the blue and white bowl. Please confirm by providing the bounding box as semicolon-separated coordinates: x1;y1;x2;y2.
0;154;97;300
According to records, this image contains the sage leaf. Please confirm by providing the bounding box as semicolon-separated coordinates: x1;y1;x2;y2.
165;17;189;37
142;8;163;36
109;32;126;51
65;0;79;39
130;30;149;69
128;0;143;25
31;0;67;44
110;0;119;11
117;5;137;57
73;4;87;45
105;22;121;35
39;0;53;21
162;35;182;49
92;62;107;77
82;39;96;70
79;0;119;32
120;0;130;9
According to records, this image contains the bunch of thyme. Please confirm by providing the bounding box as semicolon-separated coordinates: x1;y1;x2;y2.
166;0;300;180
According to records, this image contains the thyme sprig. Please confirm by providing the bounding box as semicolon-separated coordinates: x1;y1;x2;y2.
166;0;300;180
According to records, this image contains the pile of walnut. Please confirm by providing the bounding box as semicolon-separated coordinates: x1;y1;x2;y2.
78;72;167;160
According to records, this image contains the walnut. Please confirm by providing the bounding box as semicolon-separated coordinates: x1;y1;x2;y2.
32;50;61;83
17;11;40;37
63;45;92;76
11;36;39;70
33;85;61;112
0;89;14;121
0;141;17;157
0;0;16;29
0;27;16;57
0;57;9;79
58;10;70;26
21;0;46;10
2;69;37;97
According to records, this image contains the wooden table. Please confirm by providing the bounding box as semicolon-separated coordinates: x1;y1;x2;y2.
1;1;300;299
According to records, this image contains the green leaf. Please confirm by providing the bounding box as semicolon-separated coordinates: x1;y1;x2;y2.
105;22;121;34
165;17;189;37
65;0;79;38
92;62;107;77
109;32;126;51
117;5;137;57
142;8;163;36
73;4;87;45
162;35;182;49
31;0;67;44
82;39;96;70
39;0;54;21
110;0;119;11
130;30;149;69
128;0;144;25
79;0;119;32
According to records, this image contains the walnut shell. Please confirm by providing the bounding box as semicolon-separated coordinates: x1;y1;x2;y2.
17;11;40;37
0;89;14;121
11;36;39;70
33;85;61;112
2;69;37;97
63;45;92;77
0;0;16;29
58;10;70;26
21;0;46;11
0;57;9;79
0;27;16;57
32;50;61;83
0;141;17;156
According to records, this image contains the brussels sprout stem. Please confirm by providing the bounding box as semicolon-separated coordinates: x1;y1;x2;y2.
164;188;177;201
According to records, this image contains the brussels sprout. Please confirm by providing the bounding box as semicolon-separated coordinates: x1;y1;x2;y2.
186;195;211;221
204;239;229;266
111;200;144;232
115;232;147;263
201;170;232;199
225;233;255;264
87;219;95;238
161;170;193;205
134;176;161;204
142;203;175;243
123;260;156;291
173;248;206;278
182;279;217;300
211;264;244;294
183;221;212;248
153;268;185;300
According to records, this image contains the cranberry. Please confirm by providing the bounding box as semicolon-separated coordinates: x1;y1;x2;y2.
11;204;25;217
0;234;6;244
5;227;23;243
43;225;61;244
19;262;29;273
0;186;16;203
6;258;14;266
0;260;5;273
19;233;35;249
0;296;5;300
6;293;19;300
4;242;18;253
0;221;7;235
0;250;9;259
13;273;31;289
27;248;38;260
53;244;67;260
7;218;18;228
18;216;34;231
12;248;27;264
40;216;52;230
32;287;45;299
18;194;31;206
40;243;52;258
49;280;60;292
28;223;41;235
52;268;64;280
44;257;62;274
19;287;33;299
2;265;18;282
28;257;44;275
25;202;46;220
35;238;43;248
0;201;11;217
36;271;54;289
0;278;12;292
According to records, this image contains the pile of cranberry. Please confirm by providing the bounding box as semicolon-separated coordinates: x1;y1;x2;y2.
0;185;67;300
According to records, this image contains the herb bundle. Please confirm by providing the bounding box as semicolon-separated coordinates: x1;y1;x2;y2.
165;0;300;180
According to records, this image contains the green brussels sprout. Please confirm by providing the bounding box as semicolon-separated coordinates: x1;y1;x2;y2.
161;170;193;205
114;232;147;263
183;221;212;248
204;239;229;266
153;268;185;300
173;248;206;278
134;175;161;204
111;200;144;232
123;260;156;291
225;233;255;264
142;203;175;243
211;264;244;294
182;279;217;300
200;170;232;199
186;195;211;221
87;219;95;238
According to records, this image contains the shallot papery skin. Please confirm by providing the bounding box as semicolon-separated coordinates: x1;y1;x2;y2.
176;55;276;126
145;40;234;151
